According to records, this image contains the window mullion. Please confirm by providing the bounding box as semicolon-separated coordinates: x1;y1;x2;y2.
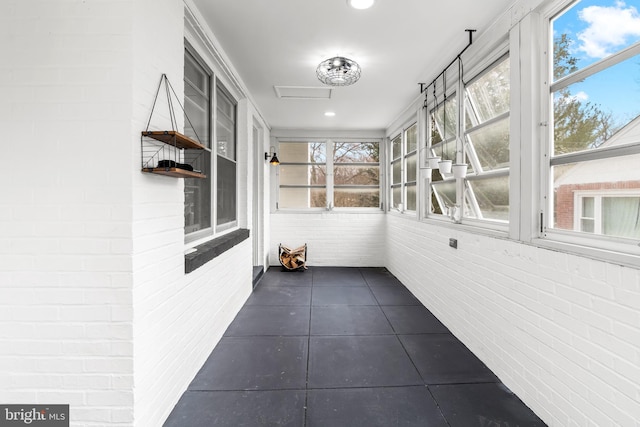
550;41;640;92
326;140;334;210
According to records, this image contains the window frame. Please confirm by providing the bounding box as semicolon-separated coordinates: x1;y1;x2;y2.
276;138;382;212
184;43;239;245
277;140;328;211
184;46;213;243
333;141;381;209
389;121;418;213
215;82;238;232
538;0;640;261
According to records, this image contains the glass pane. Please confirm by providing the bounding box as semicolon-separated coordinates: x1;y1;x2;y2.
433;95;457;140
334;142;379;162
185;53;208;93
392;161;401;185
406;123;418;153
468;175;510;221
552;52;640;155
602;197;640;238
184;53;210;147
582;196;595;217
430;110;442;145
184;152;211;234
392;186;402;209
392;135;402;160
280;142;326;163
184;94;209;145
431;139;456;163
552;1;640;81
581;218;595;233
432;181;456;214
553;154;640;233
406;184;416;211
465;57;510;124
279;188;326;209
335;165;379;185
216;156;236;226
280;165;327;186
184;51;211;236
334;188;379;208
406;153;417;182
466;118;509;171
216;86;236;159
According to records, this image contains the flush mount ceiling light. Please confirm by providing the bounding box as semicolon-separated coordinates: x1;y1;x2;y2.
347;0;375;9
316;56;361;86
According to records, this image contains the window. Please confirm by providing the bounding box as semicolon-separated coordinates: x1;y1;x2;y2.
428;95;457;216
425;55;510;224
547;1;640;244
184;47;238;241
463;56;510;222
278;141;327;209
216;85;237;230
278;140;380;209
574;193;640;238
390;123;417;211
333;142;380;208
184;50;211;237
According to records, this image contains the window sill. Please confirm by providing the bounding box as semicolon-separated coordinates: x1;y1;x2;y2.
185;228;250;273
534;233;640;269
274;209;384;214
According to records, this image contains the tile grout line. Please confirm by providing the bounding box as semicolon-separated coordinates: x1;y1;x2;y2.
302;268;316;427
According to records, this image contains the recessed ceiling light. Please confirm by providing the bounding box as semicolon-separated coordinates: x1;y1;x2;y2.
347;0;375;10
324;111;336;117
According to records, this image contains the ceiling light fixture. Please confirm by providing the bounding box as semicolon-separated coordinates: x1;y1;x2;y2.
347;0;375;9
324;111;336;117
316;56;361;86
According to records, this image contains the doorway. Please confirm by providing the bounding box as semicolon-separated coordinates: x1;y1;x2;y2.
252;122;265;286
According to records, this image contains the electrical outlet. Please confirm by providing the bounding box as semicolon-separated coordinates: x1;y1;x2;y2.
449;238;457;249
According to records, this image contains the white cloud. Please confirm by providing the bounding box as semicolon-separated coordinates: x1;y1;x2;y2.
572;91;590;102
577;1;640;58
557;91;590;105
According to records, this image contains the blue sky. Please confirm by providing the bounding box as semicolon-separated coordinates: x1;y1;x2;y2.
552;0;640;125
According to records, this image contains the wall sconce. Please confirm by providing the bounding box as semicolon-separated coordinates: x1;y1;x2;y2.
265;147;280;165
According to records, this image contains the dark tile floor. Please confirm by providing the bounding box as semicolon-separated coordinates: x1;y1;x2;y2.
164;267;546;427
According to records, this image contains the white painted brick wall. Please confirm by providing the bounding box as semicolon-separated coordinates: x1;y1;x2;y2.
129;2;257;426
385;215;640;427
0;0;136;425
270;212;386;267
133;241;252;426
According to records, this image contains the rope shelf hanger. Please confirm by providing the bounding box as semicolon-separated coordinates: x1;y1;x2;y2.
140;74;207;179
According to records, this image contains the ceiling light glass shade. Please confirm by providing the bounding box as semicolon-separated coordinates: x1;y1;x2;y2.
316;56;361;86
347;0;375;9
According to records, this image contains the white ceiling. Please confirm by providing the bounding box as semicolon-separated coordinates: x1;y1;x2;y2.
191;0;514;131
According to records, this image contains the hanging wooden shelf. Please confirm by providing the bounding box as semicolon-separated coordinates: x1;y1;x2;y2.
140;74;207;179
141;131;206;150
141;167;206;179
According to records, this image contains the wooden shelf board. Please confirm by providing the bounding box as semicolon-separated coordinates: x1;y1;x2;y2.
141;131;206;150
142;167;207;179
